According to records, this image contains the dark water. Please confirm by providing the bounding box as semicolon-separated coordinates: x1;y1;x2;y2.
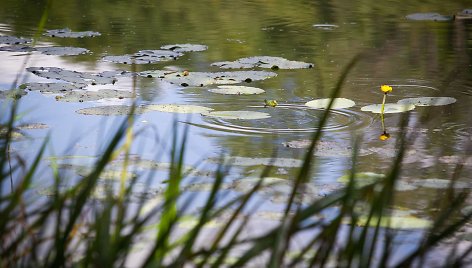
1;0;472;246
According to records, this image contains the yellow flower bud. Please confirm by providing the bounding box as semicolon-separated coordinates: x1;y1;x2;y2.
264;99;278;107
381;85;392;94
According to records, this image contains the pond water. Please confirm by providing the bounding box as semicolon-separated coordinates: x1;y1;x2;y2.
1;0;472;261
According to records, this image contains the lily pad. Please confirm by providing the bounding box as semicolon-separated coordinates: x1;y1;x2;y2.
145;104;213;114
140;70;277;87
360;103;415;114
27;67;117;86
397;97;456;106
22;82;83;93
313;24;339;30
0;89;27;99
305;98;355;109
102;50;182;64
212;56;314;69
218;156;303;168
208;85;265;95
411;178;470;189
44;28;101;38
337;172;385;187
355;215;432;229
0;45;35;52
0;35;31;45
17;123;49;130
455;9;472;20
76;105;146;116
405;13;452;21
201;110;270;120
36;46;90;56
160;43;208;52
55;89;134;102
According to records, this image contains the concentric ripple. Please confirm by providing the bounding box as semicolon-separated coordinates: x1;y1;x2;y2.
190;104;372;135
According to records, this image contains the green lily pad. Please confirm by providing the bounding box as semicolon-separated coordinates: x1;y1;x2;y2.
411;178;470;189
455;9;472;20
22;82;83;93
27;67;117;86
140;70;277;87
313;24;339;30
406;13;452;21
160;43;208;52
17;123;49;130
36;46;90;56
102;50;182;64
55;89;134;102
219;156;303;168
0;128;24;140
0;35;31;44
355;215;432;229
208;85;265;95
212;56;314;69
44;28;101;38
397;97;456;106
360;103;415;114
201;110;270;120
337;172;386;187
0;45;35;52
305;98;355;109
76;105;146;116
0;89;27;100
145;104;213;114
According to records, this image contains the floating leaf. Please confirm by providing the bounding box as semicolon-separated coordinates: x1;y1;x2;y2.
405;13;452;21
160;43;208;52
27;67;117;86
145;104;213;114
208;85;265;95
0;89;27;100
397;97;456;107
411;178;470;189
17;123;49;130
360;103;415;114
305;98;355;109
22;82;83;93
0;45;35;52
76;105;146;116
313;24;339;30
36;46;90;56
0;35;31;45
201;110;270;120
55;89;134;102
218;156;303;168
44;28;101;38
140;70;277;87
455;9;472;20
337;172;385;187
102;50;182;64
355;215;432;229
212;56;314;69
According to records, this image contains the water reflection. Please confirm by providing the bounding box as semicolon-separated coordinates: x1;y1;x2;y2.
1;0;472;224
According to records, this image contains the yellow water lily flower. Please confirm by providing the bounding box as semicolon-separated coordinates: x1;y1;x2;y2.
264;99;278;107
381;85;393;94
379;131;390;141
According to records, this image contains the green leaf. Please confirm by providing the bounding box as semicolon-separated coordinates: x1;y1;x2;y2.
305;98;355;109
360;103;415;114
397;97;456;106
